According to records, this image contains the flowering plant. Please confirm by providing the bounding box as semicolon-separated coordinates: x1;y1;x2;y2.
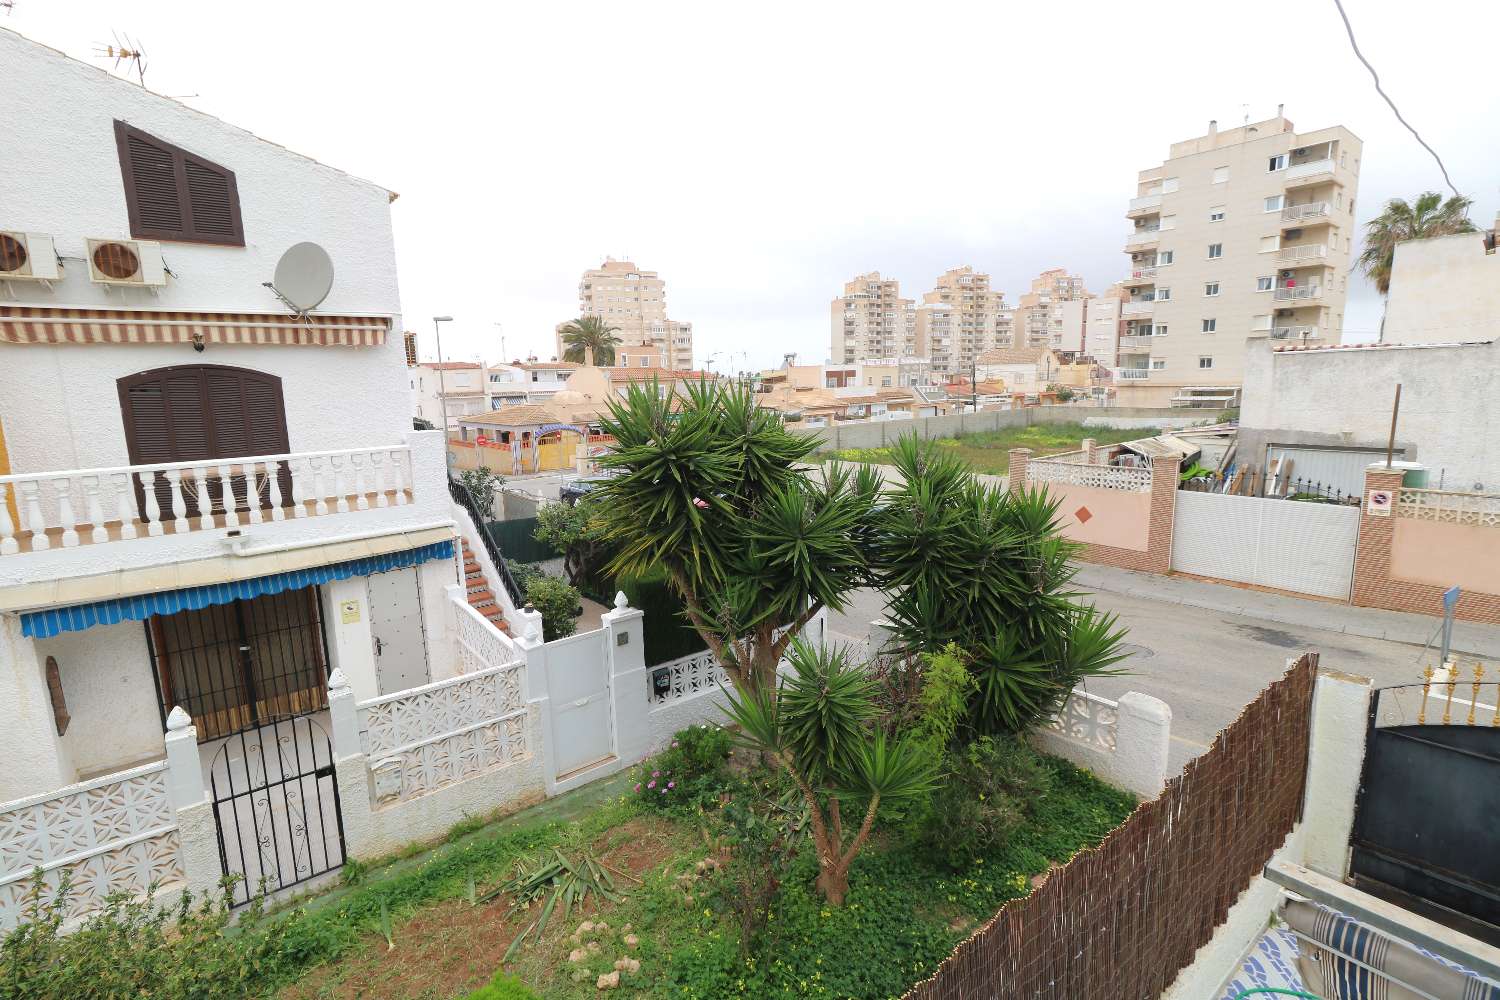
629;724;733;814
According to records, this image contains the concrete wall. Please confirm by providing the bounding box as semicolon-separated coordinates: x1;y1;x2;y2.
1384;231;1500;345
802;405;1218;452
1241;336;1500;492
1390;519;1500;595
1045;483;1151;551
1031;690;1172;799
37;621;160;778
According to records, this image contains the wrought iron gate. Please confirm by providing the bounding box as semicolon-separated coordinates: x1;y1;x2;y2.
1350;673;1500;933
209;715;345;906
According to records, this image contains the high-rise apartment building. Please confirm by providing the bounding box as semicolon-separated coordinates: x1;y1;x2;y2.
1115;113;1361;406
561;258;694;369
914;266;1008;379
1012;268;1092;354
830;272;918;364
1085;284;1127;368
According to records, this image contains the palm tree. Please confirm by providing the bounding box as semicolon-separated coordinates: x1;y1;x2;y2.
558;315;621;367
1358;192;1476;295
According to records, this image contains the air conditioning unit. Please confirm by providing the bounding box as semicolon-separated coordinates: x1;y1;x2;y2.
1280;270;1295;279
1285;228;1303;239
1294;147;1308;156
85;238;167;288
0;231;62;281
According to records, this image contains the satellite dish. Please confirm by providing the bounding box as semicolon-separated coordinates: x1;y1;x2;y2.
268;242;334;313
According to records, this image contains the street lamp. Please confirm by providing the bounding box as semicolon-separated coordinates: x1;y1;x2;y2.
433;316;454;470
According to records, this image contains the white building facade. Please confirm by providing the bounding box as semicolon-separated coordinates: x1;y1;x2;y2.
0;28;505;922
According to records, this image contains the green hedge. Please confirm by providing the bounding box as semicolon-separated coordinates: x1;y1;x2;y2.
484;517;559;564
593;568;707;667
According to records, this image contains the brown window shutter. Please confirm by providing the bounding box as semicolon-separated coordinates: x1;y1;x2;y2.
114;120;245;246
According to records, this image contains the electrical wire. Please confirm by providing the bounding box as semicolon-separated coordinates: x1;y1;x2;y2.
1330;0;1462;199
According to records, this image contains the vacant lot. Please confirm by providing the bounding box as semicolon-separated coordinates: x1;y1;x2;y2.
821;423;1160;476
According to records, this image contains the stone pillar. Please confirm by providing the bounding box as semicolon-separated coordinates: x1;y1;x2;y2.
1300;666;1373;879
0;616;74;800
1145;455;1181;574
1082;438;1098;465
602;592;648;766
1351;464;1409;612
1007;447;1032;495
162;707;226;900
1112;691;1172;799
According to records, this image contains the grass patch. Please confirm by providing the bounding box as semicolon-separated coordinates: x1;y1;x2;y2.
820;423;1162;476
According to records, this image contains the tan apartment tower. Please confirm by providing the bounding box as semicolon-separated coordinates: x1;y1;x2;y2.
1013;268;1092;354
1115;112;1361;407
914;266;1008;380
560;258;694;369
830;272;918;364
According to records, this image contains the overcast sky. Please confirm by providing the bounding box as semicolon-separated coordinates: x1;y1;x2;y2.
12;0;1499;370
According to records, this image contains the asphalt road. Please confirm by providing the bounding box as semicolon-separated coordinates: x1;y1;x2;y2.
828;585;1439;775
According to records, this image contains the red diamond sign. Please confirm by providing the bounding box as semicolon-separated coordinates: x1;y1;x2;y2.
1075;506;1093;524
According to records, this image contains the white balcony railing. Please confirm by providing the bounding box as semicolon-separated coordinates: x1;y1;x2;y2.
1281;202;1331;224
1121;300;1155;317
1129;266;1158;281
0;445;414;556
1128;193;1163;213
1277;244;1329;263
1270;326;1319;340
1285;157;1336;181
1117;335;1154;351
1273;286;1323;302
1116;368;1151;380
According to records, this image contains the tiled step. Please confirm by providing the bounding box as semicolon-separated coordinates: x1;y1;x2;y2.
458;539;512;635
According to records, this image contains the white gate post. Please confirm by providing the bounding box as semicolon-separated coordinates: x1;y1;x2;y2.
1112;691;1173;798
327;669;361;759
162;707;225;900
511;610;559;795
602;591;648;766
326;669;376;861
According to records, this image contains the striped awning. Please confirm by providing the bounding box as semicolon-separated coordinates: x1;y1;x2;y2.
20;539;452;638
0;306;389;347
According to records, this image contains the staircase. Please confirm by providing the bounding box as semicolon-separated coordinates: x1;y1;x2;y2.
461;539;512;634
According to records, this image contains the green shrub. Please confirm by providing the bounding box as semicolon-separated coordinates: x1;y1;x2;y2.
629;725;734;814
465;968;540;998
0;879;295;1000
524;576;580;641
923;735;1054;871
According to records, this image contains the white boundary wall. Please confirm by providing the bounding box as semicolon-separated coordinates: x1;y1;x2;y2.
1171;491;1360;599
1031;688;1173;799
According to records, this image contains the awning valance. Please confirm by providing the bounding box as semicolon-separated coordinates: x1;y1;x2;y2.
20;538;452;638
0;307;389;347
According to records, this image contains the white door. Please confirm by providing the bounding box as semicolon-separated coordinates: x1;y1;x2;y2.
546;631;614;777
367;569;430;695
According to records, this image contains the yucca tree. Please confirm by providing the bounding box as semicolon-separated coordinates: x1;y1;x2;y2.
872;435;1129;733
558;315;621;366
591;379;881;692
1358;192;1476;295
721;640;936;905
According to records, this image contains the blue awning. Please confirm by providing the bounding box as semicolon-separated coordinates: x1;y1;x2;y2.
21;539;454;639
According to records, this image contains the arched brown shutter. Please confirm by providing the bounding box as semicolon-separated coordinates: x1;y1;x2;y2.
114;120;245;246
118;365;290;520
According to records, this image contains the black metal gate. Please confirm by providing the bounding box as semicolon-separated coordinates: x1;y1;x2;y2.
1350;675;1500;934
209;715;345;906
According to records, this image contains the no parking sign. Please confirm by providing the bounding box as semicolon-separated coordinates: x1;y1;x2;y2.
1366;488;1393;517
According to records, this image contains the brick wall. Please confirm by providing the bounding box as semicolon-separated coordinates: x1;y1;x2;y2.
1011;448;1178;574
1351;467;1500;624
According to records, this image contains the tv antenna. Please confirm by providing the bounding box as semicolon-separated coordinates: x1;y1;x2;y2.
95;32;148;85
